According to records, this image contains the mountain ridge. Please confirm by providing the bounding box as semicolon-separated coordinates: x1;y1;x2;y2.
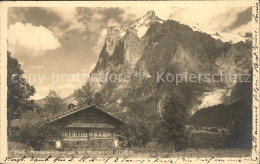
88;11;251;115
35;11;252;118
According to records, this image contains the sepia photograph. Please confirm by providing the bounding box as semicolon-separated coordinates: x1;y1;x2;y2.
0;1;259;163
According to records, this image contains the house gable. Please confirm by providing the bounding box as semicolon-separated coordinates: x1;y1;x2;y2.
48;105;125;129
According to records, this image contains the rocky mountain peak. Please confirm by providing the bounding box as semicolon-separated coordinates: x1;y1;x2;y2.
93;11;164;73
130;10;163;28
104;26;126;56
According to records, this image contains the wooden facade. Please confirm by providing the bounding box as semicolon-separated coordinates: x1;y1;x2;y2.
48;105;125;148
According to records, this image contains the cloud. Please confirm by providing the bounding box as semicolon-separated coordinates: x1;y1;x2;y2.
33;82;82;99
107;18;120;27
119;7;176;24
28;65;46;69
43;8;118;56
8;22;61;56
8;8;28;25
91;28;107;55
87;16;121;55
92;12;105;21
56;83;81;98
223;7;252;32
44;7;86;33
120;6;251;35
56;83;79;90
46;8;77;23
230;21;252;35
30;85;51;100
43;8;121;56
168;6;251;34
30;92;45;100
82;63;97;74
49;24;64;38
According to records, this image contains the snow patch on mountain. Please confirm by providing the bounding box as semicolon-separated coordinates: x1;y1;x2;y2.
130;10;164;38
120;30;126;38
198;89;226;110
131;10;155;28
190;89;227;115
211;32;247;43
191;24;248;43
136;25;149;38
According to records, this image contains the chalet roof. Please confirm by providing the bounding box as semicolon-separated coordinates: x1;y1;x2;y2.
46;105;126;125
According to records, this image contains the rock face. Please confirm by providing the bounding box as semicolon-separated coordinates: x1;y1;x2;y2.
87;11;252;116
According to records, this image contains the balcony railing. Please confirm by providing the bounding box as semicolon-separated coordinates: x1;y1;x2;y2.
63;136;114;141
66;123;114;128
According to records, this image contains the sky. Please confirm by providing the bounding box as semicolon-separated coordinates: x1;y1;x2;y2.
7;5;252;100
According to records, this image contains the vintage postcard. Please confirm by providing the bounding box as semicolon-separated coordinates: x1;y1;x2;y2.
0;1;259;163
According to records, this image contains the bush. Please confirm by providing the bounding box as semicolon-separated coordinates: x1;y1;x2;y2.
118;123;150;148
13;123;62;151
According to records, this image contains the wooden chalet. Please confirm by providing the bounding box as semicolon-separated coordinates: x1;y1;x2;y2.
47;105;126;149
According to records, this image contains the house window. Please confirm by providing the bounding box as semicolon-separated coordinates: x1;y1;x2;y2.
67;130;87;137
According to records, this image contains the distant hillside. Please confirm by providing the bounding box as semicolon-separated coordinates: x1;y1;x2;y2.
35;93;75;107
34;98;47;108
62;94;76;104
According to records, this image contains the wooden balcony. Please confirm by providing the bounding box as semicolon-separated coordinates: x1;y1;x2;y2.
66;123;114;129
63;136;114;141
